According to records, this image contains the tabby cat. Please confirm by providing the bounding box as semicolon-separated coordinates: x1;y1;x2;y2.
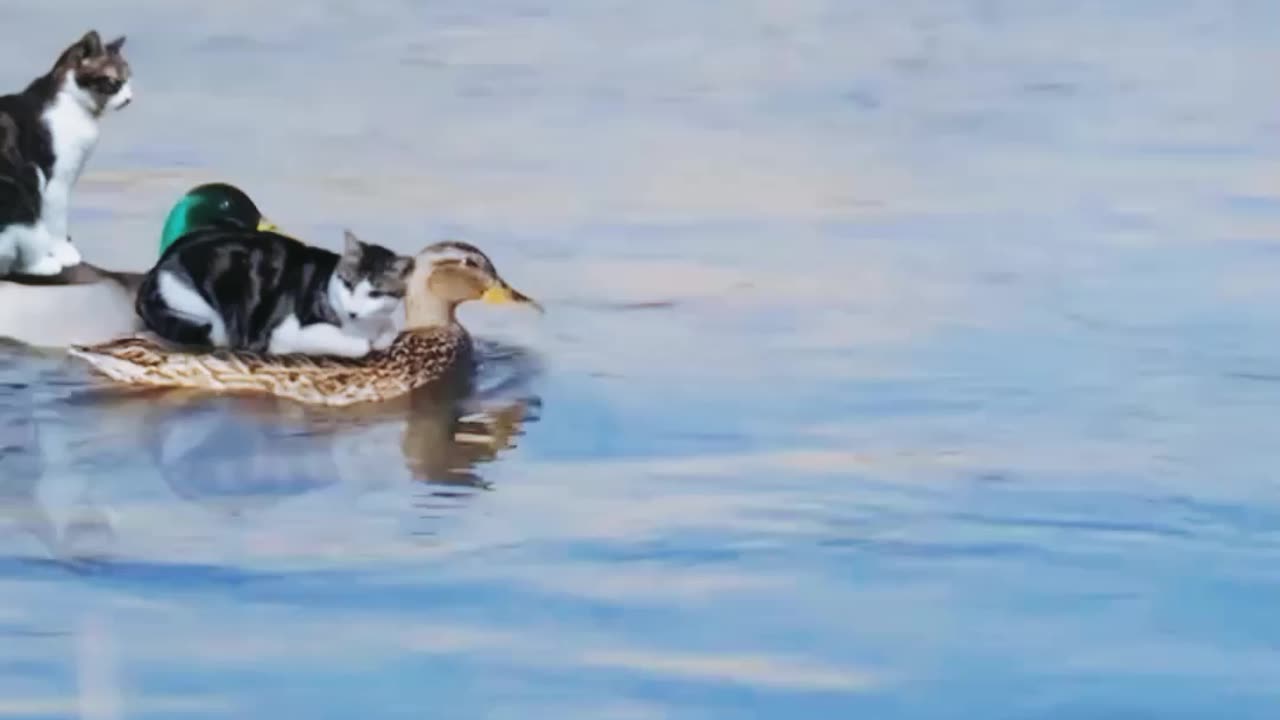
0;30;133;276
135;229;414;358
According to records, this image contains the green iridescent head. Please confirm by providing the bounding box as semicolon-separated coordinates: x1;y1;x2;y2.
159;183;276;254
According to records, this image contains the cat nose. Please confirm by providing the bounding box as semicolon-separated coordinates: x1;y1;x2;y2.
348;312;357;320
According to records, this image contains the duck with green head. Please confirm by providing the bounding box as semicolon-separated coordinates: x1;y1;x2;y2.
0;183;277;348
158;182;279;255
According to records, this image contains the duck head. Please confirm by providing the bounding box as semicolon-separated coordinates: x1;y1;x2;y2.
405;241;540;329
158;183;279;254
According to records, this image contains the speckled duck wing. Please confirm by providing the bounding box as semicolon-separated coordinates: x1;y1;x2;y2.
68;326;473;408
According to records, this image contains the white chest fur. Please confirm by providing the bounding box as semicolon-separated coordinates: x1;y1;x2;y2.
40;86;100;240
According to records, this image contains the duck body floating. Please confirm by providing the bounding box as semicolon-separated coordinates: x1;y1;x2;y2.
70;241;539;407
70;325;472;406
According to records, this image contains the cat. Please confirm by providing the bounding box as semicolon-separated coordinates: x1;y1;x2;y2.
0;30;133;276
135;228;414;358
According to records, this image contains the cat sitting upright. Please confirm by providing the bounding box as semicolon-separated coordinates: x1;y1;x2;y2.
0;30;133;276
136;228;414;358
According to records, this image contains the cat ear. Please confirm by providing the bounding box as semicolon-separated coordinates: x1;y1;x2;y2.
106;36;126;56
342;229;363;255
78;31;104;57
55;31;102;70
391;256;415;278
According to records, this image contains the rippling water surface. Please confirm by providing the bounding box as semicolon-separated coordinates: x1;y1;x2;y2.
2;1;1280;717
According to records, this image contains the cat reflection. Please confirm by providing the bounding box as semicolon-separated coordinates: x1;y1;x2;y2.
0;377;53;550
0;365;116;564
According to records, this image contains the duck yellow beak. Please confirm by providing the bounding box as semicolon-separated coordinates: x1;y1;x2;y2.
482;282;543;313
257;217;305;242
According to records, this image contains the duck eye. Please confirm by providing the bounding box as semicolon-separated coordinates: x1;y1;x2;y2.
461;257;476;268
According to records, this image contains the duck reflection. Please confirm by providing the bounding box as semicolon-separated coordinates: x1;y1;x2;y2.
0;339;541;561
139;338;540;506
137;383;538;502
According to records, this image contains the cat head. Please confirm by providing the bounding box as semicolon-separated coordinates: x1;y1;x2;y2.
332;230;415;321
52;31;133;115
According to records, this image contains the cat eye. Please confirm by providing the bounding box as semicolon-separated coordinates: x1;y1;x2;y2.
91;77;122;93
368;290;386;299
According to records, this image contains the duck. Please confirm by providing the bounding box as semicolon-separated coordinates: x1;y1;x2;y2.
68;241;540;407
0;183;277;348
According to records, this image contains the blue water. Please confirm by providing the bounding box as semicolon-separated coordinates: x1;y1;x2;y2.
2;1;1280;717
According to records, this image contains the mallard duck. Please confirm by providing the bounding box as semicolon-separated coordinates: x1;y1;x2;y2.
69;241;540;407
0;183;276;347
157;182;281;254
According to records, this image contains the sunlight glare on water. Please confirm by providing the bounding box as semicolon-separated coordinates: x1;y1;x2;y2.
1;0;1280;717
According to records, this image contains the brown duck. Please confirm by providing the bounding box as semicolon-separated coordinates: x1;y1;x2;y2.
68;240;540;407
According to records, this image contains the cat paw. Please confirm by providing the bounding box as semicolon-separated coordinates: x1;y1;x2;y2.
328;337;372;358
50;239;81;267
371;331;397;351
19;255;64;276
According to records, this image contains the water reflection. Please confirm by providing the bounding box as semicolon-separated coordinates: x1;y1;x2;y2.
0;340;541;564
0;351;51;558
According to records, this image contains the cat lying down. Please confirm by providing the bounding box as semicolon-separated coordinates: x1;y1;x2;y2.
136;228;413;358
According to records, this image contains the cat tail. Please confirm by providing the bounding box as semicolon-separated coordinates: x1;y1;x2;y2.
134;271;216;347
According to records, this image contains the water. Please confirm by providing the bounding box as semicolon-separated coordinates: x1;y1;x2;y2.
1;0;1280;717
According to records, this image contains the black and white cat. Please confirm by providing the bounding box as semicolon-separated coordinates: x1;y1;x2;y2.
136;228;414;358
0;30;133;276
